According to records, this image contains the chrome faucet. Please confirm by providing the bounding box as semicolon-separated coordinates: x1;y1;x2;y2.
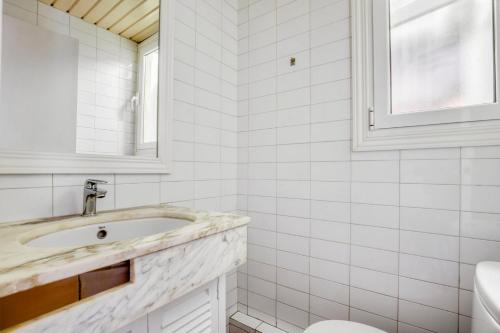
82;179;108;216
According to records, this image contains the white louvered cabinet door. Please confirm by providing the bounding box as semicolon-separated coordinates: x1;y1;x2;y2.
148;279;223;333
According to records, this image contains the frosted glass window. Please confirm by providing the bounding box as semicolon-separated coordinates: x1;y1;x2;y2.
389;0;495;114
141;49;159;144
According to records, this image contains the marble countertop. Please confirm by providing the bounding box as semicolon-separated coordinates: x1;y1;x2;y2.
0;204;249;298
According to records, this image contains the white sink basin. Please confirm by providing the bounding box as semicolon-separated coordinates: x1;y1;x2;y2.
26;217;190;248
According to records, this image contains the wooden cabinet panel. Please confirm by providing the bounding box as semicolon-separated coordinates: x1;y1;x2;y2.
0;261;130;330
80;261;130;299
0;276;79;329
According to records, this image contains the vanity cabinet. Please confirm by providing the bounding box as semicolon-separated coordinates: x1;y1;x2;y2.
114;279;225;333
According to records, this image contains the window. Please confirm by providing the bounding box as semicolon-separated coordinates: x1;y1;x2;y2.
390;0;495;115
136;35;159;152
352;0;500;150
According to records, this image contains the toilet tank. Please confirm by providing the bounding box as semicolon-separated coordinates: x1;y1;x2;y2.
471;262;500;333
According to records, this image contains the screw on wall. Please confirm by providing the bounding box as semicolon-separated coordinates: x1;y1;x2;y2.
290;57;296;66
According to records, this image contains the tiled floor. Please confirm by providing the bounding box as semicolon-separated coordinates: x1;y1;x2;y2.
230;312;290;333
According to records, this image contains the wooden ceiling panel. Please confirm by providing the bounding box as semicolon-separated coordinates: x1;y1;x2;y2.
69;0;100;18
52;0;78;12
96;0;143;30
121;8;159;39
38;0;160;43
131;21;159;43
109;0;159;34
83;0;122;24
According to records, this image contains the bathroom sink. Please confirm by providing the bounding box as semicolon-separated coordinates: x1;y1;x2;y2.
26;217;190;248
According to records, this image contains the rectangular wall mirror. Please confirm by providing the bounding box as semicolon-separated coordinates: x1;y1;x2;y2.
0;0;174;173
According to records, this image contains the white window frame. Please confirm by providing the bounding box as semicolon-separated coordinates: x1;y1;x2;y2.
352;0;500;151
136;34;159;153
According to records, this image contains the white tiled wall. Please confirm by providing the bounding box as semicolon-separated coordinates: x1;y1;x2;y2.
3;0;138;155
3;0;500;332
236;0;500;332
0;0;239;318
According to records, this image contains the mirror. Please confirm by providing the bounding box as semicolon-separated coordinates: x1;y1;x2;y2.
0;0;162;158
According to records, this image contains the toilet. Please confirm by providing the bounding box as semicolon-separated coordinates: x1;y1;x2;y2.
304;260;500;333
304;320;385;333
471;261;500;333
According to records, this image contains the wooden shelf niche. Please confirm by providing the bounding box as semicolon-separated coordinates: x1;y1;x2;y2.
0;260;131;330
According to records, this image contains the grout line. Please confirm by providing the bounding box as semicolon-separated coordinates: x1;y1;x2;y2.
307;0;312;323
457;147;462;333
193;0;199;210
397;149;402;332
348;100;353;321
219;0;224;213
245;0;250;318
273;0;278;327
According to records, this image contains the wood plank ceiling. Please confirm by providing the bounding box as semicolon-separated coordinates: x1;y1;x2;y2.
38;0;160;43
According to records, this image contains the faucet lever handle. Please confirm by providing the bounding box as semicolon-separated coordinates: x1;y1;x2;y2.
85;179;108;189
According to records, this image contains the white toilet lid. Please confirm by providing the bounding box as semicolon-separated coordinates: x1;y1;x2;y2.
305;320;386;333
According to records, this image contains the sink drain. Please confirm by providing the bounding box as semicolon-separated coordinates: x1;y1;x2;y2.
96;229;107;239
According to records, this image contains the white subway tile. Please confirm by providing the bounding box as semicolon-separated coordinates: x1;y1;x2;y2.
399;277;458;312
249;228;277;248
310;181;350;202
310;200;350;222
0;175;52;189
351;245;398;274
248;275;276;298
400;230;459;261
462;185;500;214
311;239;350;264
461;211;500;241
310;258;349;284
351;182;399;206
350;266;398;297
309;295;349;320
401;184;460;210
277;215;310;237
277;268;308;292
277;233;309;255
248;259;277;282
398;300;458;333
351;225;399;252
310;276;349;305
400;207;459;236
351;203;399;229
115;182;160;208
350;309;398;333
351;160;399;183
460;237;500;264
399;254;459;287
401;159;460;184
277;0;308;24
310;220;349;243
249;244;277;266
0;188;52;223
310;0;349;29
277;285;308;312
277;250;309;274
350;287;398;320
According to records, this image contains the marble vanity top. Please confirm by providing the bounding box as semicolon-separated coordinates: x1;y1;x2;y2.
0;204;249;298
